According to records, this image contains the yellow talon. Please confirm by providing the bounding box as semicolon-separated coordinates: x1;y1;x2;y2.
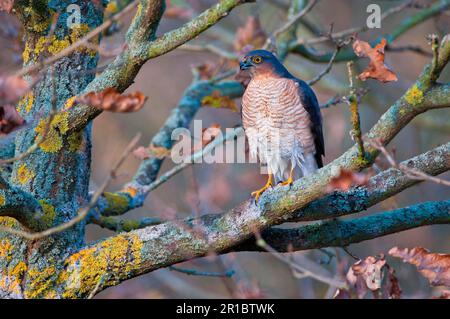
279;167;294;187
251;173;273;202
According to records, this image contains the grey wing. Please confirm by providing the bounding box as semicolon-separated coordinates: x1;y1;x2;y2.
293;78;325;168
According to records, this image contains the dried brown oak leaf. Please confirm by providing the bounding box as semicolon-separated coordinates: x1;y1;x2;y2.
234;16;267;54
352;38;398;83
389;246;450;287
76;88;147;112
335;254;401;299
327;168;371;192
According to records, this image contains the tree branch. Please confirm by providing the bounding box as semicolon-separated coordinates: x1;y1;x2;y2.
288;141;450;222
90;215;162;232
289;0;450;62
236;200;450;252
0;176;44;230
65;0;252;133
92;80;243;217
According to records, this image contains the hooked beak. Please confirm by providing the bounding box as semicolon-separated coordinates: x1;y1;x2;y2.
239;59;252;70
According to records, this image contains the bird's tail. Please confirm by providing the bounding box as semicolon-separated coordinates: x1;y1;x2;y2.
291;152;318;180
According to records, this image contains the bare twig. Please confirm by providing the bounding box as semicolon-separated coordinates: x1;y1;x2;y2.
320;88;370;109
264;0;318;49
141;127;243;195
428;34;440;82
386;44;433;57
369;139;450;187
169;265;235;278
272;0;318;38
307;46;340;86
296;0;414;46
254;231;346;288
346;61;365;159
0;133;141;240
88;273;108;299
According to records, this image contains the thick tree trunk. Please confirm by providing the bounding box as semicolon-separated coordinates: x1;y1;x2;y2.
0;0;102;298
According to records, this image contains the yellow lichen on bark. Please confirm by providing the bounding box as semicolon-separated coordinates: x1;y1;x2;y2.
0;239;12;260
122;186;138;198
405;84;424;106
35;112;69;153
64;96;77;109
60;233;143;298
68;131;84;152
17;163;35;185
24;266;57;299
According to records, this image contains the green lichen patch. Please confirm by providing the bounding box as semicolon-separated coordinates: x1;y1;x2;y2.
37;200;57;227
404;84;424;106
103;192;131;215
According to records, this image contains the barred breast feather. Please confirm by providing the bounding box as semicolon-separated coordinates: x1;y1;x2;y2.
242;76;318;182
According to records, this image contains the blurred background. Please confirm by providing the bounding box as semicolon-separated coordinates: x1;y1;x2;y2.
1;0;449;298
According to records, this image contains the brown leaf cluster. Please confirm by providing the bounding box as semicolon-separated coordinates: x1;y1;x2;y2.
389;246;450;287
335;255;401;299
0;0;15;12
0;75;29;104
76;88;147;113
327;168;371;192
233;16;267;54
0;104;24;135
352;38;398;83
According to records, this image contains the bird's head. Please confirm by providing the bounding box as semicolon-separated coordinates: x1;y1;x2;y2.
239;50;289;78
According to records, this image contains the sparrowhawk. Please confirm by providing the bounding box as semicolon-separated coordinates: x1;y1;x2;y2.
239;49;325;201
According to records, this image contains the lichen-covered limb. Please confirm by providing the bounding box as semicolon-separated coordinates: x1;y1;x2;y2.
0;176;44;230
91;80;243;217
289;141;450;222
125;0;165;44
65;0;251;133
91;215;162;232
61;197;450;298
289;0;450;63
235;200;450;252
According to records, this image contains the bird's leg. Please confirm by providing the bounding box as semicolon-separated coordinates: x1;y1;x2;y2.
251;173;273;202
279;166;294;187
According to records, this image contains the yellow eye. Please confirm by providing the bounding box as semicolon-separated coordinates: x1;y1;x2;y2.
252;56;263;64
